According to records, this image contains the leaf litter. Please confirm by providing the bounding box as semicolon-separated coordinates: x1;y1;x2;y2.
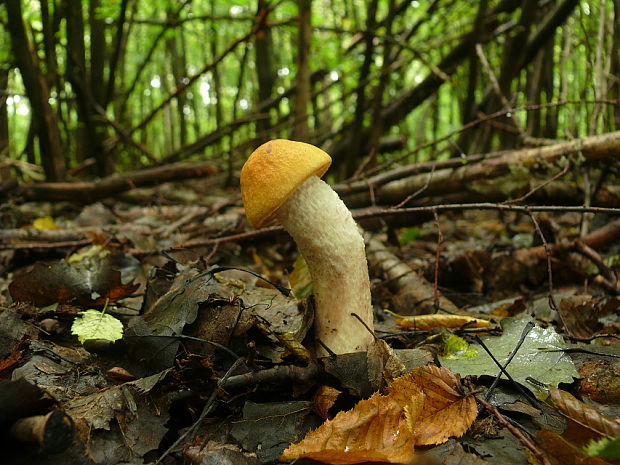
1;199;619;465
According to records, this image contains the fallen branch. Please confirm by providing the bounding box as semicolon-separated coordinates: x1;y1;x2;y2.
14;162;218;203
343;130;620;208
3;204;618;252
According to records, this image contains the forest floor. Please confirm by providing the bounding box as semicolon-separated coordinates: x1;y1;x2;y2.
1;172;619;465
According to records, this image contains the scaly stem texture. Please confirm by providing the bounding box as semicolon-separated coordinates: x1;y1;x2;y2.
276;176;374;354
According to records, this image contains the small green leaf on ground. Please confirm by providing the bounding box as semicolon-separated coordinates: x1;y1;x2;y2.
585;436;620;459
71;309;124;344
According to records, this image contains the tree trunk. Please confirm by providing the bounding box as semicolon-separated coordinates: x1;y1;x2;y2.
0;66;9;160
5;0;65;181
65;0;109;176
344;0;378;177
610;0;620;130
254;0;275;139
293;0;312;141
89;0;106;108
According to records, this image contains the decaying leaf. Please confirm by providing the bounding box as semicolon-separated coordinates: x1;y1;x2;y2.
8;254;140;307
386;310;492;330
550;388;620;438
281;366;477;465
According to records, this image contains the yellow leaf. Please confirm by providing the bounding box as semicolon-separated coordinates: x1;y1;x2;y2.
31;216;60;230
385;310;492;330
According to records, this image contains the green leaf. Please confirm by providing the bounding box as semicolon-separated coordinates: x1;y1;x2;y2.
71;309;124;344
439;316;578;400
399;227;422;246
584;436;620;459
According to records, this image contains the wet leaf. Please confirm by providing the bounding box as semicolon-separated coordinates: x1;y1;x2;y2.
439;316;578;399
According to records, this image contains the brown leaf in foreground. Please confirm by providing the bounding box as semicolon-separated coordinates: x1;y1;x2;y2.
281;366;477;465
386;311;492;330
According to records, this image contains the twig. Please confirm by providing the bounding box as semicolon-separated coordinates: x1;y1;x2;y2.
470;388;552;465
527;210;566;332
432;210;443;311
504;162;572;205
155;357;247;464
477;322;536;403
391;165;435;209
572;241;619;291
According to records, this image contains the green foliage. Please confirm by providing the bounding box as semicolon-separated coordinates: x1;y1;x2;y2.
584;436;620;459
2;0;618;175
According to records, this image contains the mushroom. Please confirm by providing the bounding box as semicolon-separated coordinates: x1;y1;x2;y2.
240;139;374;355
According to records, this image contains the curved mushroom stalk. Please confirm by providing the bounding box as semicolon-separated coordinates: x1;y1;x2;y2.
275;176;374;354
240;139;375;355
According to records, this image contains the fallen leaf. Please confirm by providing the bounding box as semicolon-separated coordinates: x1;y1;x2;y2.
281;381;421;464
312;385;341;420
407;365;478;446
9;255;140;307
31;216;60;230
440;316;578;400
281;366;477;464
386;311;492;330
550;388;620;438
71;309;124;344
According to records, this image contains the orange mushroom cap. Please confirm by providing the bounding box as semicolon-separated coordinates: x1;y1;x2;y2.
240;139;332;227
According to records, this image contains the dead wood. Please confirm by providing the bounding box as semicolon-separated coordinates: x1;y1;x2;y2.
449;218;620;294
333;152;492;197
343;130;620;208
14;161;218;203
365;235;461;315
9;411;75;454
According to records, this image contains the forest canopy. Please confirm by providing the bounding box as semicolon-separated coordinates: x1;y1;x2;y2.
0;0;618;183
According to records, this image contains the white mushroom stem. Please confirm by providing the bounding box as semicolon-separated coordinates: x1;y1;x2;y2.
275;175;374;354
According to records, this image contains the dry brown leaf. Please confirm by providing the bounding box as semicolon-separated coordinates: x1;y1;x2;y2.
550;388;620;438
407;365;478;445
312;385;342;420
386;311;492;330
281;366;477;465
